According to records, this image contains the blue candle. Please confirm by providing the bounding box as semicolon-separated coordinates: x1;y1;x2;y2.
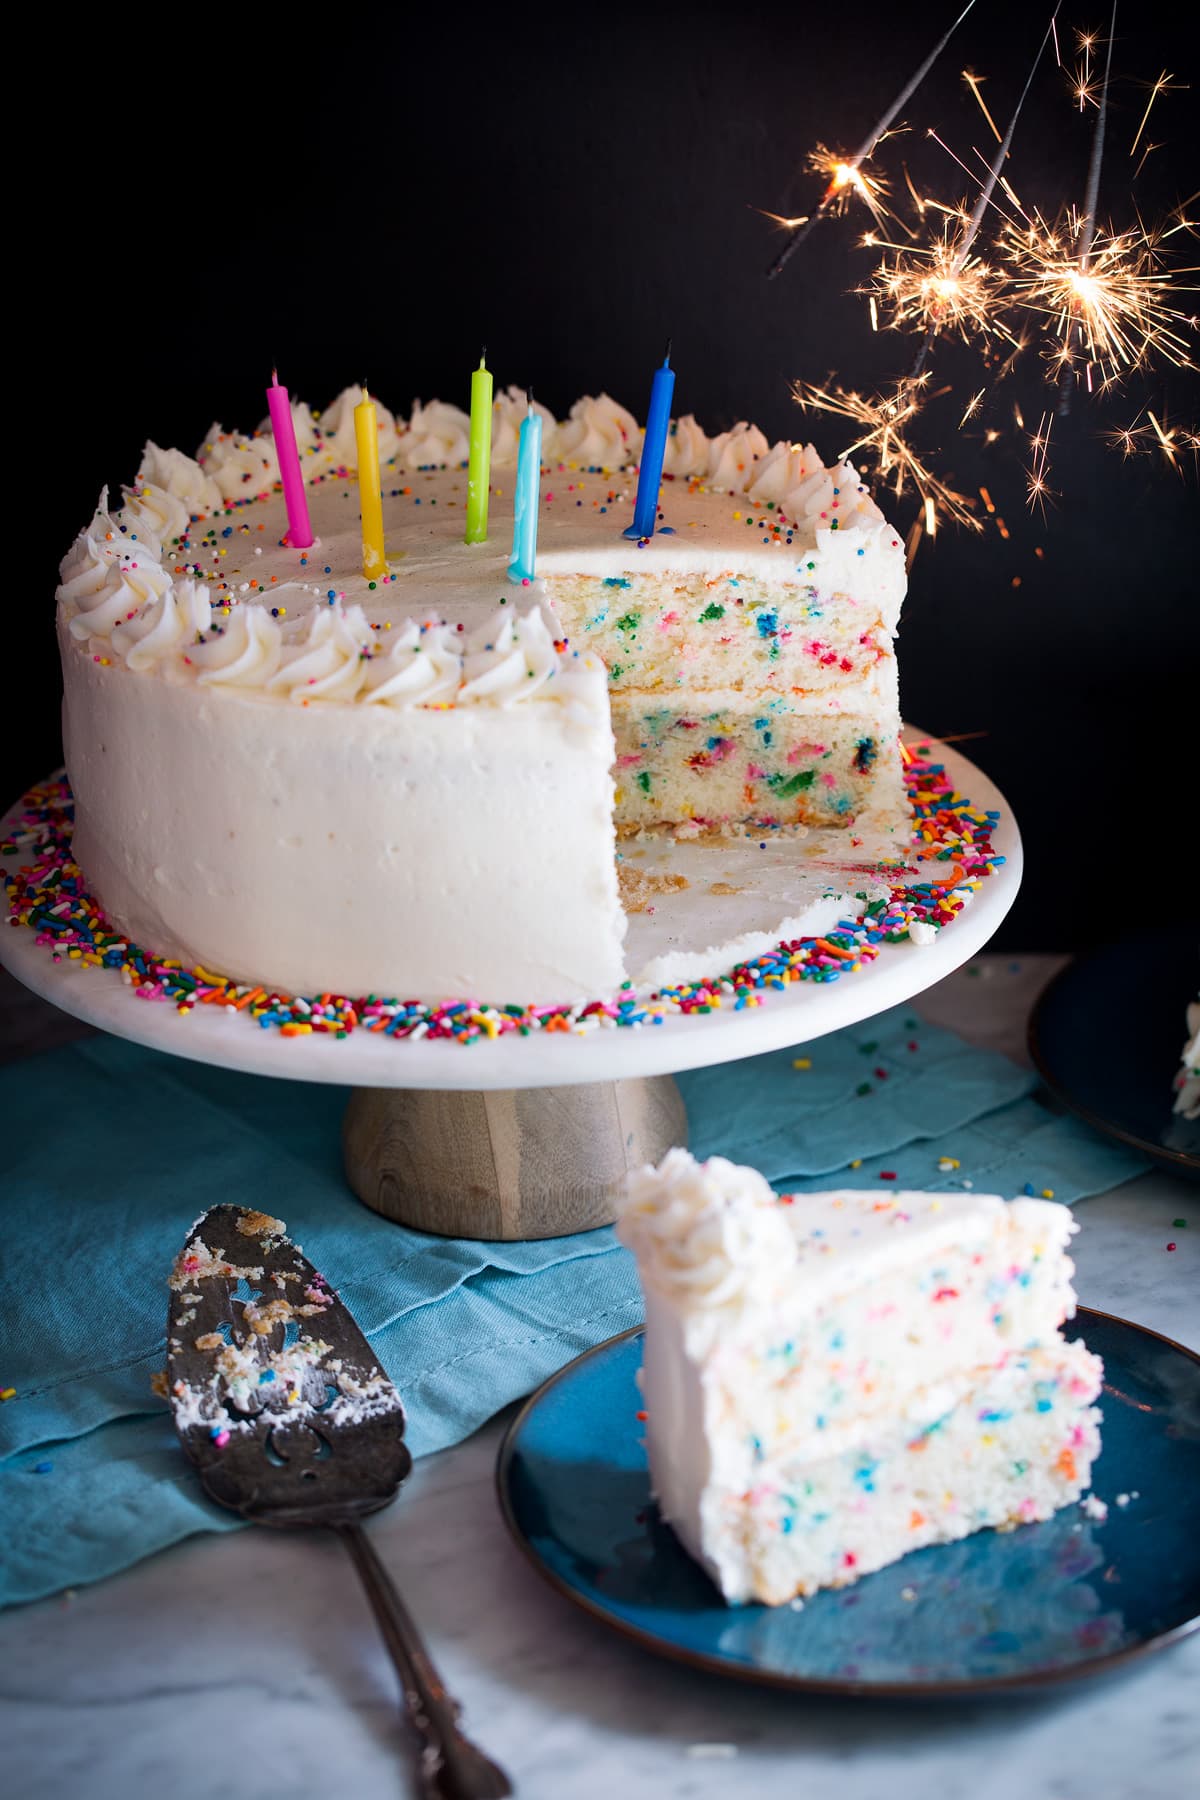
508;395;543;582
625;342;675;539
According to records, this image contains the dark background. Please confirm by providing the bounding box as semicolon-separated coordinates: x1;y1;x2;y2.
19;0;1199;947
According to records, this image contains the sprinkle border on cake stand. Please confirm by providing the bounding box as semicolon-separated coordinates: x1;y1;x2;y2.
2;747;1004;1048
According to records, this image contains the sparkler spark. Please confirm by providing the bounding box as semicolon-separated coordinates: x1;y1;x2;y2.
793;377;980;532
806;144;895;227
1001;211;1199;386
962;70;1002;143
1130;71;1185;157
869;232;1011;345
1025;410;1056;514
1104;408;1200;471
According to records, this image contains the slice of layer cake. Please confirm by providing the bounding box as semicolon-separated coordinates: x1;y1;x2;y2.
1174;995;1200;1119
615;1149;1103;1605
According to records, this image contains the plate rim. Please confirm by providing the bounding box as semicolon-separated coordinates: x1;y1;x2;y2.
495;1308;1200;1699
1027;946;1200;1176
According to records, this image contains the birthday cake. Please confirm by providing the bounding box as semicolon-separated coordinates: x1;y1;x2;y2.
615;1150;1103;1605
54;380;908;1004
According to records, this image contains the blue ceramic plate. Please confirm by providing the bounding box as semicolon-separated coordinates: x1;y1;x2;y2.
1029;930;1200;1177
497;1313;1200;1695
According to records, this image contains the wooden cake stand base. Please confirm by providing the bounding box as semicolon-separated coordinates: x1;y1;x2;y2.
341;1075;688;1240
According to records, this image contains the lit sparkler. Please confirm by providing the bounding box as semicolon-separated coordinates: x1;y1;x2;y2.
793;377;980;532
767;0;979;278
1001;211;1199;387
807;144;895;229
869;230;1011;346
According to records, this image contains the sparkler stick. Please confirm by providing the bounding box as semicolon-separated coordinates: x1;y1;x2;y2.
767;0;978;279
905;4;1060;380
1057;0;1118;414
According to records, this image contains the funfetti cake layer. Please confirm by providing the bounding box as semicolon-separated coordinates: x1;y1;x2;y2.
54;387;909;1004
616;1150;1103;1607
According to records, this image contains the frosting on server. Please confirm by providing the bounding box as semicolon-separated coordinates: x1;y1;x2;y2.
55;387;907;1003
616;1151;1103;1605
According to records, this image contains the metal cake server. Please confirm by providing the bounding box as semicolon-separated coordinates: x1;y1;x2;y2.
164;1204;512;1800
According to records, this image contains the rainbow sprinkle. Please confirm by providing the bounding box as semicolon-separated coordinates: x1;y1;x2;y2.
2;747;1002;1048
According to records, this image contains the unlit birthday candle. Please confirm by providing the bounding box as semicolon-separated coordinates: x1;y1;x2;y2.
266;369;314;550
508;392;543;582
354;385;387;581
625;342;675;540
465;350;493;544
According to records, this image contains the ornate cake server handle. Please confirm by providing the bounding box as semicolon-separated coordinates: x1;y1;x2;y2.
337;1521;513;1799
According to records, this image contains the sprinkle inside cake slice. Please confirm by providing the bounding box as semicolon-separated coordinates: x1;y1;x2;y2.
615;1149;1103;1605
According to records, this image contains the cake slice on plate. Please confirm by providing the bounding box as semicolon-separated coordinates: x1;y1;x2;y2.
615;1149;1103;1605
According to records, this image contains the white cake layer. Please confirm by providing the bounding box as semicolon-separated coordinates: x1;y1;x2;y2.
666;1341;1103;1606
638;1187;1078;1482
61;617;625;1003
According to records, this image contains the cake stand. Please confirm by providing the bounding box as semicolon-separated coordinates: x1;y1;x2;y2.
1;735;1022;1240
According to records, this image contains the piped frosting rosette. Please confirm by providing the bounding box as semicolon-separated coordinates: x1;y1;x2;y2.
555;394;640;467
363;618;464;708
112;579;213;676
617;1149;799;1350
400;400;473;469
57;492;175;643
266;603;375;703
197;426;280;502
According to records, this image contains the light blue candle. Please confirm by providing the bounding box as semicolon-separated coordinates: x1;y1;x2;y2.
508;396;543;582
625;343;675;539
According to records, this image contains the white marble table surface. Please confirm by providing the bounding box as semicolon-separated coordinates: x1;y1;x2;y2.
3;955;1198;1800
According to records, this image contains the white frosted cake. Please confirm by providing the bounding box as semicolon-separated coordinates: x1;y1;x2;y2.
55;385;908;1004
616;1149;1103;1605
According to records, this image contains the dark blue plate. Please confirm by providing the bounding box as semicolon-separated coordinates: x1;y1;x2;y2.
1029;930;1200;1177
497;1313;1200;1695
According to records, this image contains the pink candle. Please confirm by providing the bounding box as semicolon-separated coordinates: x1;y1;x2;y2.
266;369;314;549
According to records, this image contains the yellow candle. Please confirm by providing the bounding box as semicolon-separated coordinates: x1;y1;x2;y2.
354;385;387;581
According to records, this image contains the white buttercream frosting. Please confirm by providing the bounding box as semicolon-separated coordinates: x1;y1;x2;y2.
317;386;402;468
138;442;224;518
706;421;770;489
363;617;464;708
113;578;213;675
197;426;279;501
460;605;561;704
267;603;374;703
190;603;283;687
402;399;472;468
58;495;175;642
745;440;823;506
661;413;711;478
617;1148;798;1334
556;393;640;466
119;480;192;557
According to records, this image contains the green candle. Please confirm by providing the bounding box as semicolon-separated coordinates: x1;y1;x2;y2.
465;350;494;544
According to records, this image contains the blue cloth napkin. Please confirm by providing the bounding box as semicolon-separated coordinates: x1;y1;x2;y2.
0;1005;1148;1608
